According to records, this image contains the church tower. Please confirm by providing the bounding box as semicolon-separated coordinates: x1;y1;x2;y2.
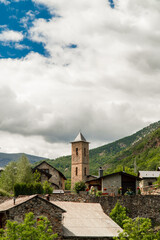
71;132;89;189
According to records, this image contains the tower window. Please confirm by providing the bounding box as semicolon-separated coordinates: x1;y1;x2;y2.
84;148;86;156
76;167;78;176
84;167;86;176
76;148;78;156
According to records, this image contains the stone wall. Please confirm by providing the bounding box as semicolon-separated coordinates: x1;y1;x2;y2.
1;194;160;225
1;196;64;239
47;193;160;224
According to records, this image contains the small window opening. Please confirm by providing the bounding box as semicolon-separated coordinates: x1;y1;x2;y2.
76;148;78;156
84;167;87;176
76;167;78;176
43;169;49;174
84;148;86;156
148;182;152;186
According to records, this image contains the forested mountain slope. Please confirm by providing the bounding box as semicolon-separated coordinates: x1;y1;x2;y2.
44;120;160;178
1;120;160;178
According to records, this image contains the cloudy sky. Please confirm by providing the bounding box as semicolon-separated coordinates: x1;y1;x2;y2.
0;0;160;159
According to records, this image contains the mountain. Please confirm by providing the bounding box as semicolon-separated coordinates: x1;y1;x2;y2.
46;120;160;178
1;120;160;178
0;152;47;167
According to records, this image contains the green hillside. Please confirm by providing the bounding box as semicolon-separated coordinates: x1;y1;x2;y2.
1;120;160;179
0;152;47;167
45;120;160;178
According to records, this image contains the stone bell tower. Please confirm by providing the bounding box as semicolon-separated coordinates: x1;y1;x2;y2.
71;132;89;189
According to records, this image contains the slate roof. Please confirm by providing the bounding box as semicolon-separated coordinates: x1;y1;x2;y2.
52;201;122;238
0;195;65;213
71;132;88;143
86;171;141;183
138;171;160;178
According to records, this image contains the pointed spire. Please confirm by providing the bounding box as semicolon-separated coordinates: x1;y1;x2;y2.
73;132;87;142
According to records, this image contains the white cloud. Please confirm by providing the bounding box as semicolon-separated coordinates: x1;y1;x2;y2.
0;30;23;42
0;0;160;158
0;0;9;5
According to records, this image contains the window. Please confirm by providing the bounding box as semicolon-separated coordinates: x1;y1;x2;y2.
84;167;87;176
148;182;152;186
76;167;78;176
43;169;49;174
84;148;86;156
76;148;78;156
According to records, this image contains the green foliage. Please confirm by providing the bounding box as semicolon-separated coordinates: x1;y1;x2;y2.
114;217;160;240
0;161;17;192
0;189;11;197
40;122;160;178
33;170;41;183
0;212;57;240
43;181;53;194
74;181;86;194
110;202;129;228
0;155;33;193
14;183;44;197
96;191;102;197
34;183;44;194
16;155;34;184
65;179;71;190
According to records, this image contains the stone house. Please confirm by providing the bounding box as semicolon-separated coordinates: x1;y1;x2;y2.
33;161;66;190
0;195;122;240
86;171;140;195
138;171;160;191
0;195;65;239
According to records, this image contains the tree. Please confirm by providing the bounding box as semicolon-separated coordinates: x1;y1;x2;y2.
43;181;53;194
0;155;34;193
74;181;86;193
114;217;160;240
0;161;17;192
0;212;58;240
110;202;129;228
16;155;34;184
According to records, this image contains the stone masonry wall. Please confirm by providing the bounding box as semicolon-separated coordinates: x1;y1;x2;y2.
47;194;160;224
1;194;160;225
3;197;63;239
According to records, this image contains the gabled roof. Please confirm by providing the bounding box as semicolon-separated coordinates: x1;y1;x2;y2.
86;171;141;183
138;171;160;178
0;195;65;213
33;161;66;180
52;201;122;238
32;168;52;179
71;132;89;143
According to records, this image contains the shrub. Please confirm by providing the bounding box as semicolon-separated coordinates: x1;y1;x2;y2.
43;181;53;194
74;181;86;194
110;202;129;228
0;188;11;197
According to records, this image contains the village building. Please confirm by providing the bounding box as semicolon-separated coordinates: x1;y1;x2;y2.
33;161;66;190
0;195;122;240
71;132;90;189
138;170;160;190
86;171;140;195
0;195;65;238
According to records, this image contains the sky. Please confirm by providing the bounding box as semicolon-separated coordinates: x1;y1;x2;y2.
0;0;160;159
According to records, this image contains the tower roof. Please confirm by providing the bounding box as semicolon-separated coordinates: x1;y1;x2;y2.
72;132;88;143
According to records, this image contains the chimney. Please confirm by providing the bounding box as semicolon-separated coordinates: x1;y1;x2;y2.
13;197;16;205
99;167;103;178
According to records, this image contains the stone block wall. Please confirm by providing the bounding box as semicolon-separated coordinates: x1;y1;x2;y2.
2;196;64;239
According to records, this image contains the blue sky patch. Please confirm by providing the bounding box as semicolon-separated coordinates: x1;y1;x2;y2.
0;0;52;59
108;0;115;8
